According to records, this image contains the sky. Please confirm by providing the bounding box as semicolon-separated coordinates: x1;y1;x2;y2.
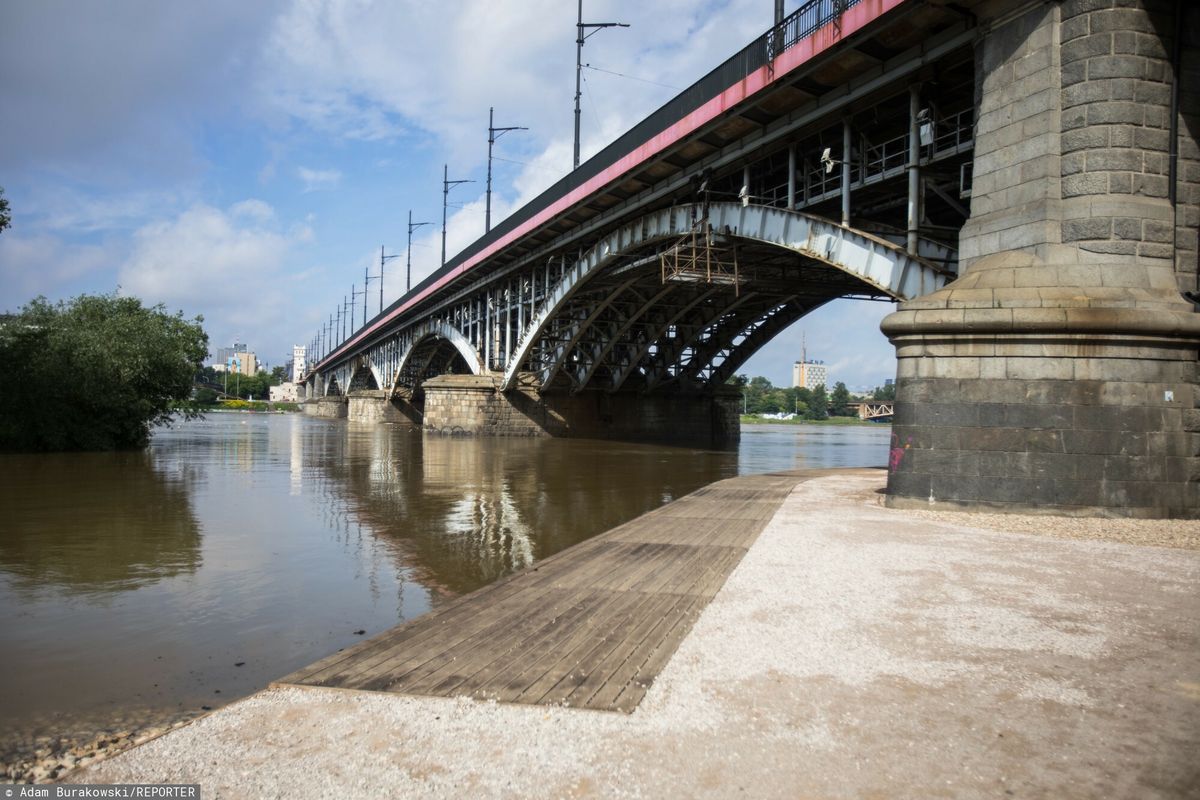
0;0;899;392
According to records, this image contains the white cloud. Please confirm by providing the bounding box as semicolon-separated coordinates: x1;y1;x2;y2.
230;199;276;221
257;0;770;179
117;201;310;361
297;167;343;192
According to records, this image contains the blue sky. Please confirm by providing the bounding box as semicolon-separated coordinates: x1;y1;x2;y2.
0;0;898;392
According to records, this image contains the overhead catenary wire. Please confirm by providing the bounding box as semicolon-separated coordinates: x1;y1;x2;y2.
583;62;679;91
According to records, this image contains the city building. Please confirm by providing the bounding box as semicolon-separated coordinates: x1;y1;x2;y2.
292;345;307;381
270;382;299;403
228;351;258;376
792;359;828;391
791;333;828;390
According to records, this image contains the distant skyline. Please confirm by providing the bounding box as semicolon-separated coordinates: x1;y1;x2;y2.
0;0;899;390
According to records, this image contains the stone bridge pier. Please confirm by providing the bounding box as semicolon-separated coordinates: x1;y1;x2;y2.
884;0;1200;517
420;375;741;447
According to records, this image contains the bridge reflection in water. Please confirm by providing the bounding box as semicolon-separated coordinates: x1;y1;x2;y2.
295;418;742;597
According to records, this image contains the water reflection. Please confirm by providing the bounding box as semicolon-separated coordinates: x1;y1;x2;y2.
0;451;201;597
304;424;738;596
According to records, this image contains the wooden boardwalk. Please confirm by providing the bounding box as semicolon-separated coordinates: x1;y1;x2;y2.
276;471;809;713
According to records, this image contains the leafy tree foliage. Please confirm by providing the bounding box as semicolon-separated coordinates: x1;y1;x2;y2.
0;294;208;451
871;382;896;401
830;381;852;416
0;186;10;234
805;385;829;420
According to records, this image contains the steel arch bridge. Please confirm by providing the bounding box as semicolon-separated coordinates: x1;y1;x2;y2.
305;202;949;400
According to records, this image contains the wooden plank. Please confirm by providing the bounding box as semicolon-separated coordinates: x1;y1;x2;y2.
278;470;813;713
536;589;683;707
575;587;705;710
609;595;709;713
423;588;618;697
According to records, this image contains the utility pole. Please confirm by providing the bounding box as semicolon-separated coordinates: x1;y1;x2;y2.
380;245;401;311
487;107;526;233
351;283;366;331
407;210;432;292
363;265;373;321
442;164;474;268
574;1;628;169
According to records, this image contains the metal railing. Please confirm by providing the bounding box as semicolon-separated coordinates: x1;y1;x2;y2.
758;106;975;210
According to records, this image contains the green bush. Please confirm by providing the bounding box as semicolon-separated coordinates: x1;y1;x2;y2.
0;294;208;451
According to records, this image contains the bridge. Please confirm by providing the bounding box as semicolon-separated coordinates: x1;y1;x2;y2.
850;400;894;421
301;0;1200;518
303;0;970;435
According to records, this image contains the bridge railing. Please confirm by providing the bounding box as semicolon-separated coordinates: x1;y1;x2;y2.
758;105;974;212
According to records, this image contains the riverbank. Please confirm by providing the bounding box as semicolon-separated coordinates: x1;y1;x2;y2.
2;712;200;784
64;469;1200;798
739;414;881;425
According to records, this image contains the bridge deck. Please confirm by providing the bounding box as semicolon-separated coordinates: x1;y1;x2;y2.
275;471;810;713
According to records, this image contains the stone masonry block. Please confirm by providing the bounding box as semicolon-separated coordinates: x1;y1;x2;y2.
1089;8;1157;34
1133;173;1169;197
1062;152;1086;176
1109;79;1140;102
1063;33;1113;64
1062;60;1088;88
1135;80;1172;106
1086;148;1144;171
1143;219;1173;242
1135;32;1169;59
1088;55;1150;80
1113;217;1142;239
1109;173;1133;192
1063;127;1109;152
1112;31;1138;55
1063;217;1113;240
1135;126;1170;152
1087;101;1145;126
1064;173;1110;196
1060;12;1090;42
1063;80;1111;108
1139;243;1174;259
1062;0;1115;17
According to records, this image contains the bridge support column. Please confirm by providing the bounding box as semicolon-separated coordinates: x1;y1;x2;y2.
421;374;740;447
301;396;348;419
346;391;421;426
883;0;1200;517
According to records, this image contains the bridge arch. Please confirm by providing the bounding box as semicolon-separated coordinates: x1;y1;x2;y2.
501;202;948;392
348;356;383;392
391;320;485;394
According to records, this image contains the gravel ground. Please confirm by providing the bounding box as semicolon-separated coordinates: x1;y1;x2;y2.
70;469;1200;798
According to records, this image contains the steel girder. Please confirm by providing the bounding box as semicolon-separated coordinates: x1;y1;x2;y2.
501;202;945;392
309;202;946;399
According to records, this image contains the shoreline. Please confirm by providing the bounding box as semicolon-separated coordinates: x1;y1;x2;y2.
11;472;1200;791
53;469;1200;797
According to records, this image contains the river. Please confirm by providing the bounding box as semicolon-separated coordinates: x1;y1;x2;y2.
0;413;889;764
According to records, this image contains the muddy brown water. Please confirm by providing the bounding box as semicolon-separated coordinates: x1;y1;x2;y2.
0;413;889;763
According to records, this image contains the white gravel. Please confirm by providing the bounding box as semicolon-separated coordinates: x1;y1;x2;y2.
72;470;1200;799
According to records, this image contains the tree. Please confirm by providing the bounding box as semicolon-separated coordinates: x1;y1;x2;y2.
830;381;852;416
0;186;10;234
270;365;288;385
805;384;829;420
872;382;896;401
0;294;208;451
